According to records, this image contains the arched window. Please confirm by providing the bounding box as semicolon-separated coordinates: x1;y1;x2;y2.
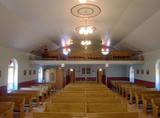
7;58;18;93
45;69;50;82
38;67;43;83
129;66;134;83
155;59;160;90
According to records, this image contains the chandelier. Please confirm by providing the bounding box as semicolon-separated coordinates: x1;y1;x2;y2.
81;40;91;46
81;40;91;49
75;25;96;35
63;47;71;55
101;47;109;55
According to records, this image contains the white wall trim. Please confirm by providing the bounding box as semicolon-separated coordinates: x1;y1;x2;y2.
30;60;144;66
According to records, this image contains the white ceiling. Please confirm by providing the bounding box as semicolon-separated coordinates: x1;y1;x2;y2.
0;0;160;52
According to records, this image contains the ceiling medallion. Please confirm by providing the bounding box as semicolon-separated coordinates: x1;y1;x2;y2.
75;25;96;35
71;3;101;18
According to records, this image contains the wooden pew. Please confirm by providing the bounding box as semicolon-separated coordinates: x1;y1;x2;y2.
115;81;130;95
141;91;160;114
0;102;14;118
7;92;34;111
85;88;107;91
63;87;85;91
0;96;25;118
134;88;155;108
87;103;128;113
55;93;85;97
44;103;85;116
87;112;139;118
86;92;116;97
15;90;40;105
151;97;160;118
33;112;82;118
51;97;121;103
51;97;86;103
19;88;45;100
124;84;145;104
87;97;121;103
30;85;49;98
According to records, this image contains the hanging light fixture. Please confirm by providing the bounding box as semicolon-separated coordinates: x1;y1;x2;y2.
76;25;96;35
81;40;92;49
61;36;72;56
101;47;110;55
81;40;91;46
63;47;71;55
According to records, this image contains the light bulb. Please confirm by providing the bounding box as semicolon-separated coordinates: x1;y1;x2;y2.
101;48;104;52
70;68;74;72
99;68;102;71
61;64;65;67
87;26;93;34
87;40;91;45
68;48;71;52
63;50;69;55
107;40;111;47
79;27;85;34
101;51;109;55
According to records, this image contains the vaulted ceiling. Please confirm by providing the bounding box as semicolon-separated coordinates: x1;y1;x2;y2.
0;0;160;55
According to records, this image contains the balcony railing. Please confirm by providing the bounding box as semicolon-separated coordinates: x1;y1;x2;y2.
29;54;144;61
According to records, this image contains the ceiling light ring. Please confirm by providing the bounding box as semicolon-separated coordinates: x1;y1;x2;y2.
71;3;101;18
77;7;94;16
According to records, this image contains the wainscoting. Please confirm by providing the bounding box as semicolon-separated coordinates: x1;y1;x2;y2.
135;79;155;88
0;80;38;95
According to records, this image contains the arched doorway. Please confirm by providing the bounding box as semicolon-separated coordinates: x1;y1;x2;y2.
38;67;43;83
44;69;56;82
97;68;106;84
7;58;18;92
129;66;134;83
155;59;160;90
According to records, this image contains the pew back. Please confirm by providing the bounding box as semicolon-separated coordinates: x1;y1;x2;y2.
87;103;127;113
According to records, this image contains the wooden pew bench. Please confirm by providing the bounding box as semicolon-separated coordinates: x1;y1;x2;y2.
142;91;160;114
44;103;85;117
55;93;86;97
87;103;128;113
134;88;156;108
0;102;14;118
151;97;160;118
0;96;25;118
7;92;34;111
51;97;86;103
16;90;40;105
86;92;116;97
87;112;139;118
33;112;83;118
19;87;45;100
87;97;121;103
31;85;49;98
63;87;85;91
124;85;145;104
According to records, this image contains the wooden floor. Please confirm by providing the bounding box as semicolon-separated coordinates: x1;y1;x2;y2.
14;92;155;118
